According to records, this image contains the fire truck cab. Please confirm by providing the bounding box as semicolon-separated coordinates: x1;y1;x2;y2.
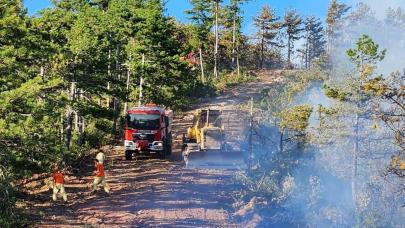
124;104;173;160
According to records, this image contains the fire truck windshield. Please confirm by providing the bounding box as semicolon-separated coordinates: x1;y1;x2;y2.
126;114;161;130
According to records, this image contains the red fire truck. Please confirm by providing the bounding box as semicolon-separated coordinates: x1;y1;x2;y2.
123;104;173;160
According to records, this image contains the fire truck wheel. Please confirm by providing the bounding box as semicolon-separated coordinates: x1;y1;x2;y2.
125;150;133;160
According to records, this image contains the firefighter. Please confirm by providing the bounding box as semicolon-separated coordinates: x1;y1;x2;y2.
92;152;110;193
52;164;67;202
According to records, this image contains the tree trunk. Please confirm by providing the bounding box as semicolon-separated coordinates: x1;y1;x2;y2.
214;0;219;79
77;112;84;146
138;54;145;106
60;112;64;143
107;46;112;108
326;27;333;57
287;36;292;67
40;65;45;80
65;82;76;150
112;46;121;138
199;48;205;83
260;23;265;69
74;109;78;131
260;35;265;69
352;114;359;206
76;88;84;146
232;13;236;71
308;33;313;70
236;50;240;78
124;66;131;115
279;128;285;153
305;31;309;70
81;117;85;143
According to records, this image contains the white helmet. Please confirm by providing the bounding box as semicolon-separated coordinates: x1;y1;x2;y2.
96;152;105;164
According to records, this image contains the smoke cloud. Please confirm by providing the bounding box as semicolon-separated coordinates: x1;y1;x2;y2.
333;1;405;75
242;2;405;227
351;0;405;19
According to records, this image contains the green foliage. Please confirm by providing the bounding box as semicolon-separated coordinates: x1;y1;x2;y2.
284;10;303;41
213;70;257;92
254;5;280;40
260;67;326;121
0;0;39;93
322;84;348;101
362;76;388;96
346;34;386;79
260;82;288;115
297;59;329;81
365;71;405;177
326;0;351;26
284;9;304;65
220;0;248;69
0;164;21;228
0;76;65;173
0;0;209;224
280;105;313;131
323;35;387;107
83;119;112;148
186;0;213;45
317;104;337;115
253;5;282;68
305;16;326;57
236;67;327;218
299;16;326;69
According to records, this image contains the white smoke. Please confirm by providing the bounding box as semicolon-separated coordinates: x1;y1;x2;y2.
351;0;405;19
278;1;405;226
332;1;405;75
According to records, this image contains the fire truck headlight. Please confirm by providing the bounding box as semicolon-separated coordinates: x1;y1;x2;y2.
156;142;163;147
125;141;135;149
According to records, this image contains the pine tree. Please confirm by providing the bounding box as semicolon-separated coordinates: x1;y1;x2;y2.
283;9;304;68
302;16;326;69
186;0;213;82
0;0;198;175
326;0;350;55
253;5;281;69
186;0;213;45
0;0;29;92
221;0;248;75
324;34;386;211
364;70;405;179
213;0;221;79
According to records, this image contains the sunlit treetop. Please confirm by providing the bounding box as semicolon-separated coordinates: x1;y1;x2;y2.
346;34;386;79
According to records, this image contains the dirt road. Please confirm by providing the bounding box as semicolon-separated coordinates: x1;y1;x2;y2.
23;71;281;227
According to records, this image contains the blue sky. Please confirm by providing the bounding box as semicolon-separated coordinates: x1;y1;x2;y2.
24;0;352;34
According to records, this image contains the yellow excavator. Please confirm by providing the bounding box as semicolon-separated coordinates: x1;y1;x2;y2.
182;109;225;154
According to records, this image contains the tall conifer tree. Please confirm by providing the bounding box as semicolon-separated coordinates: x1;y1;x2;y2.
283;9;304;68
254;5;281;69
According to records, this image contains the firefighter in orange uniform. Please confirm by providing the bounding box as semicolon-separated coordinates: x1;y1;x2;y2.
92;152;110;193
52;165;67;202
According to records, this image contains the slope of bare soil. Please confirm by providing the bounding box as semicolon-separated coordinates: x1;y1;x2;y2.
20;71;282;227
